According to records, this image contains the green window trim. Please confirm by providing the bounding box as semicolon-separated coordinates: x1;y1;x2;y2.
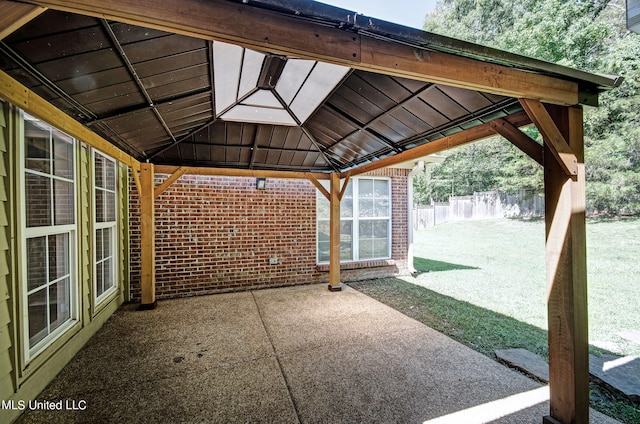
20;112;80;361
93;150;118;305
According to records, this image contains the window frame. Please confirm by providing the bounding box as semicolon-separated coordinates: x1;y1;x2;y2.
316;176;392;264
92;150;119;305
19;112;79;361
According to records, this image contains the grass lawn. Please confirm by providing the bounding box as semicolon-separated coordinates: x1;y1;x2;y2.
349;217;640;423
412;218;640;357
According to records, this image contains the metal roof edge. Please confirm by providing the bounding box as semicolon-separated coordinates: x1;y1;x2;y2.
236;0;622;92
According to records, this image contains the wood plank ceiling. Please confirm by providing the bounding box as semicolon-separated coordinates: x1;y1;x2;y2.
0;8;534;173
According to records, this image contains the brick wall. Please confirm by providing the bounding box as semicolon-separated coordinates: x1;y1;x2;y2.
129;168;410;299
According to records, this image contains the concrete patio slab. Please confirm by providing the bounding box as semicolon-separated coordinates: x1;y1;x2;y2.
15;284;620;423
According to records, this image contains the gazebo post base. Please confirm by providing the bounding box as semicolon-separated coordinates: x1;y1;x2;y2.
327;284;343;292
139;300;157;310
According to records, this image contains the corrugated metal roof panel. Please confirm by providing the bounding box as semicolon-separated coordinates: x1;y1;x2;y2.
0;7;550;172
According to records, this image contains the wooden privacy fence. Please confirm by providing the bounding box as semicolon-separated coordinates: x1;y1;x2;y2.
414;190;544;229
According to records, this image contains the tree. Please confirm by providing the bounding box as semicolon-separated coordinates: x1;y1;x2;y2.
420;0;640;215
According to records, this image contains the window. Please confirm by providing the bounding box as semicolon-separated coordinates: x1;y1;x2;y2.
317;178;391;263
22;113;77;356
94;151;118;303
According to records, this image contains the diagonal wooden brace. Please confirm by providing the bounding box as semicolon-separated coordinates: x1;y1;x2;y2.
519;98;578;178
338;171;352;201
490;118;544;166
307;172;330;201
154;166;187;198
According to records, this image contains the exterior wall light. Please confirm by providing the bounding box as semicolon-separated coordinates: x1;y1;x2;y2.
256;177;266;190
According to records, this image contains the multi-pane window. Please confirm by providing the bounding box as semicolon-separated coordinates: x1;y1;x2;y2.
22;114;76;354
94;152;117;302
317;178;391;263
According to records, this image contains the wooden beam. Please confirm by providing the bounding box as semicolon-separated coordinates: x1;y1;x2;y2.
154;165;329;181
543;105;588;424
307;172;330;201
328;172;342;291
345;111;532;177
154;166;186;198
131;166;141;195
0;1;46;40
338;171;352;201
359;36;578;106
24;0;579;106
520;98;578;177
0;70;140;171
490;118;544;166
139;163;156;308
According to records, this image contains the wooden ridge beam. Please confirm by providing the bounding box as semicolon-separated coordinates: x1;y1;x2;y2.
520;98;578;178
24;0;579;106
490;118;544;166
0;1;46;41
0;70;140;171
154;165;329;181
344;111;532;177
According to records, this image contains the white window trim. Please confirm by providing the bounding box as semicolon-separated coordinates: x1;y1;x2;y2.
93;150;119;305
316;176;392;264
19;112;79;362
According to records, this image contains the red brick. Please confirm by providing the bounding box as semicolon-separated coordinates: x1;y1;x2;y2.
129;170;410;300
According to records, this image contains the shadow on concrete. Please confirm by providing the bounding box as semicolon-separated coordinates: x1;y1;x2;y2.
349;278;549;359
14;283;622;424
349;277;638;422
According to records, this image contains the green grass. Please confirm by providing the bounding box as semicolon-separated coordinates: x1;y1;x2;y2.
349;278;549;360
348;218;640;423
411;218;640;357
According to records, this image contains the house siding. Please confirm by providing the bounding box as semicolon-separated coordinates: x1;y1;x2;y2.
129;168;410;300
119;164;131;302
79;144;92;323
0;105;129;424
0;102;16;405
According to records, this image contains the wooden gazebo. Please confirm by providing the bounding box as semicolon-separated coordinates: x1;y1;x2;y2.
0;1;621;422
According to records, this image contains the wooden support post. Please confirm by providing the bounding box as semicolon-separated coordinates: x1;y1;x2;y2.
542;105;588;424
140;163;157;309
328;172;342;291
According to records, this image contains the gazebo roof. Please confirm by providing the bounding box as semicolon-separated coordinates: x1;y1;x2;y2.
0;0;621;173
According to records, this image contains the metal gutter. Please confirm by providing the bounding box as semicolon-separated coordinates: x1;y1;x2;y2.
236;0;623;92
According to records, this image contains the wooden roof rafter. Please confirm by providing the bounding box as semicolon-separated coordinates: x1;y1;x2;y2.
101;18;179;147
344;110;532;177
